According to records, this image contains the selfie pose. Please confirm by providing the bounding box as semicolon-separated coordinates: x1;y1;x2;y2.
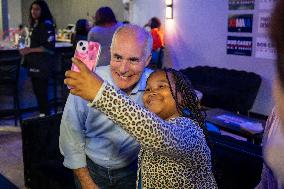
65;58;217;189
60;24;153;189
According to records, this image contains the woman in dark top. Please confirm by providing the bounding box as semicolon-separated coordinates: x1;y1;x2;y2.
71;19;91;49
19;0;55;116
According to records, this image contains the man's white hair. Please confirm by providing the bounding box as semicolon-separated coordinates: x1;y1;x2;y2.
110;24;153;61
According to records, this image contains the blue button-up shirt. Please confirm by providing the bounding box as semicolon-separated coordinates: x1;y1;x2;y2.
59;65;153;169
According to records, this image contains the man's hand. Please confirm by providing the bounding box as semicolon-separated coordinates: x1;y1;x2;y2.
73;167;100;189
64;58;103;101
19;47;31;55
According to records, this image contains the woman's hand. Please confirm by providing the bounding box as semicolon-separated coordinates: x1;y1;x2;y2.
64;58;103;101
19;47;32;55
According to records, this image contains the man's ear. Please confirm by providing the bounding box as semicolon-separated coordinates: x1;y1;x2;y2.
145;55;152;67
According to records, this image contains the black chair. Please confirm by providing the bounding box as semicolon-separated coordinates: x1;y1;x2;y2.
59;52;73;100
209;132;263;189
21;113;76;189
0;57;22;125
181;66;262;115
50;52;72;112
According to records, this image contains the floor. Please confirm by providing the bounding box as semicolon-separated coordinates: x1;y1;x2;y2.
0;112;52;189
0;124;25;189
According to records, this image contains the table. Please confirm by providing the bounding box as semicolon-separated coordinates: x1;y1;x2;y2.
56;38;71;43
206;108;265;144
0;42;73;58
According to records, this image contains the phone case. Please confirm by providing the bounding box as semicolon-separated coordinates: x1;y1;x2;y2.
72;40;101;72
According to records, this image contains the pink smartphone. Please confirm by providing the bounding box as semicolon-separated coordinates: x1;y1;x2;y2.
72;40;101;72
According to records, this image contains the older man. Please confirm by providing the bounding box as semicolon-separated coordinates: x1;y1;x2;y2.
59;24;152;189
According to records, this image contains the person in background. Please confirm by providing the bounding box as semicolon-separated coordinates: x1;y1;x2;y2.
144;17;164;69
71;19;91;49
60;24;153;189
255;0;284;188
88;7;122;67
19;0;55;117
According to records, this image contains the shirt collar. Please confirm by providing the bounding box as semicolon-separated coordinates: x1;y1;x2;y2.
130;68;153;94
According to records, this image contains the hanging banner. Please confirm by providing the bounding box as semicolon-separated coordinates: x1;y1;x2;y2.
255;37;276;59
259;0;277;10
227;36;253;56
228;14;253;33
258;12;271;33
229;0;255;10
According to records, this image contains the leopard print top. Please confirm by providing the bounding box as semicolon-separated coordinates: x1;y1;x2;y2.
91;82;217;189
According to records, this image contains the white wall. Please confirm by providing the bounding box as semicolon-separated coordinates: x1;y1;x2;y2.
7;0;22;29
130;0;275;116
130;0;165;27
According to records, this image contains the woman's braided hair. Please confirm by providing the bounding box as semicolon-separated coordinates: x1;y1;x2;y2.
158;68;220;184
163;68;206;129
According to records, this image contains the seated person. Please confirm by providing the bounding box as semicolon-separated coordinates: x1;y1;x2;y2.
71;19;91;49
64;59;217;189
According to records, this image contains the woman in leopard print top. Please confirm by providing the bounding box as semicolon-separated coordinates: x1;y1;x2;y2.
66;63;217;188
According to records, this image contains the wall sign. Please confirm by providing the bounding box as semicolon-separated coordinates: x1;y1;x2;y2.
229;0;255;10
227;36;253;56
255;37;276;59
257;12;271;33
228;14;253;33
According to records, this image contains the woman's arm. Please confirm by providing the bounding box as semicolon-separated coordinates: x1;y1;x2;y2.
39;20;55;51
92;82;209;159
19;46;45;55
73;168;100;189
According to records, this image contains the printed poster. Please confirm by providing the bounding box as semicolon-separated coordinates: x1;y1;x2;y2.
227;36;253;56
229;0;255;10
259;0;277;10
258;12;271;33
228;14;253;33
255;37;276;59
